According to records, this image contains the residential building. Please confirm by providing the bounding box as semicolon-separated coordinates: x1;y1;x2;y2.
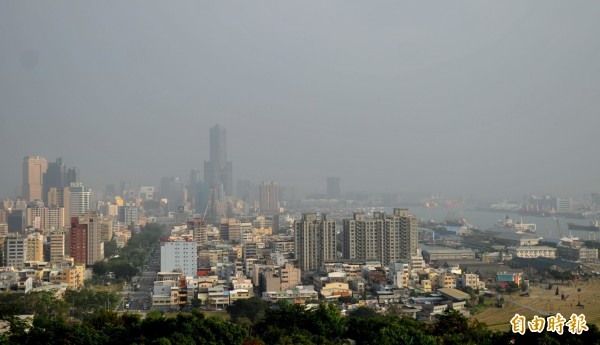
343;209;418;265
294;213;336;272
160;238;198;277
259;181;279;215
25;232;44;262
3;236;27;268
50;229;65;263
66;183;91;219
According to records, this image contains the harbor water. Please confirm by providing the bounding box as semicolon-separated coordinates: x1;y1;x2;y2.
404;206;598;240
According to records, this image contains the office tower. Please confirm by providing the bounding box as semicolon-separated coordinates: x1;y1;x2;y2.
66;167;80;185
294;213;336;272
43;158;66;205
22;156;48;201
189;169;202;210
7;209;26;233
50;229;65;263
326;177;341;199
26;232;44;262
160;177;184;213
259;181;279;215
3;235;27;268
203;124;233;198
66;183;91;218
139;186;155;201
343;208;418;265
160;238;198;277
105;184;116;200
119;202;140;225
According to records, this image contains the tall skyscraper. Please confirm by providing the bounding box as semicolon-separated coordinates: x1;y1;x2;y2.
66;167;80;185
342;208;418;265
22;156;48;201
326;177;341;199
259;181;279;215
294;213;336;272
160;177;184;213
203;124;233;198
43;157;66;205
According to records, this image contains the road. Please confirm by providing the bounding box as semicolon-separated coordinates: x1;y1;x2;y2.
117;245;160;314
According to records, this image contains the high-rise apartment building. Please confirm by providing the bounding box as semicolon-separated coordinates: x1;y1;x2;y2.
342;208;418;265
203;124;233;198
119;202;140;225
326;177;341;199
26;232;44;262
22;156;48;201
69;217;88;265
259;181;279;215
69;215;104;266
160;238;198;277
66;183;91;219
85;215;105;266
26;205;65;231
294;213;336;272
3;235;27;268
190;217;208;247
50;229;65;263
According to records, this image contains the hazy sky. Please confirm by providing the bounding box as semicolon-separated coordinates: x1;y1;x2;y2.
1;1;599;200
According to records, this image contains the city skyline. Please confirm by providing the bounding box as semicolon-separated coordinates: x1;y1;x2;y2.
1;2;600;200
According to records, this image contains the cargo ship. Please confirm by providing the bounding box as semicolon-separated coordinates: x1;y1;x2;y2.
567;220;600;232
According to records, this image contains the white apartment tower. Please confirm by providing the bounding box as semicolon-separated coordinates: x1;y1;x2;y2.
160;238;198;277
67;183;91;218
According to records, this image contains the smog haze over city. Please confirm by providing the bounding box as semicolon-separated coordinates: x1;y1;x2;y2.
1;1;599;200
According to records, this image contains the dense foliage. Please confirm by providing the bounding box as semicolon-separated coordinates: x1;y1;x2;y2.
1;298;599;345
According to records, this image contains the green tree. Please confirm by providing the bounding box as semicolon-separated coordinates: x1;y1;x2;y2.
227;297;267;325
